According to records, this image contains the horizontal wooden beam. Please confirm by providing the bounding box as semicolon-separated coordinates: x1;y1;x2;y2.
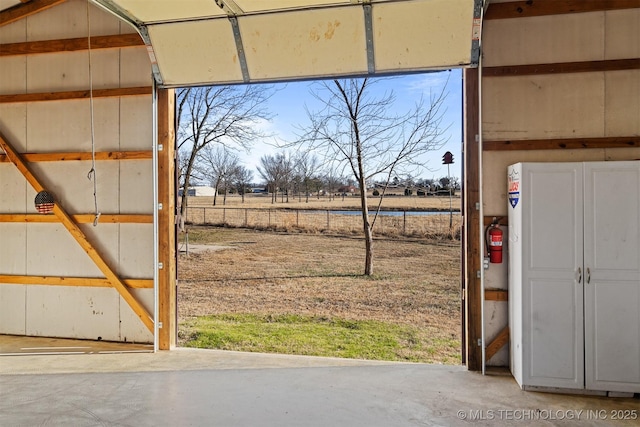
0;86;152;103
485;0;640;20
485;326;510;362
0;150;152;163
0;275;153;289
485;289;508;302
484;59;640;77
484;136;640;151
0;214;153;224
0;33;144;57
0;0;66;27
483;216;508;227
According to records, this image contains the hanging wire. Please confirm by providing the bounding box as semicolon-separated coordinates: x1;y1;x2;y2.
86;0;100;226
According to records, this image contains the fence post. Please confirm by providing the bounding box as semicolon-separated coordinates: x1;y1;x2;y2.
296;210;299;227
202;207;206;224
244;208;248;226
223;208;226;224
269;209;271;226
326;210;330;228
403;210;407;235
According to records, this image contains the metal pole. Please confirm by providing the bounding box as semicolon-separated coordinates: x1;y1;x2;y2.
448;163;453;230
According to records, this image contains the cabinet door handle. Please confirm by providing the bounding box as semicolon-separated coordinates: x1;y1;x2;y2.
586;268;591;284
577;267;582;283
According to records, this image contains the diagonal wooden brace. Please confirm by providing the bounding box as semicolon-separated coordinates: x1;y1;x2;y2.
0;131;154;333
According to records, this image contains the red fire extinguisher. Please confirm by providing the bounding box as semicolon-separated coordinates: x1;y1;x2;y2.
486;222;503;264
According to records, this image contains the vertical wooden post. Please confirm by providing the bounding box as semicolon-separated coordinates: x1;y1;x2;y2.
463;68;482;370
157;88;176;350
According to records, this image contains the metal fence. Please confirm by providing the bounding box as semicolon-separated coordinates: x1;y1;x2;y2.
184;207;461;238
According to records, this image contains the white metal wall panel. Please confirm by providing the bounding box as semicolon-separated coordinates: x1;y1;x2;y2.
0;224;26;274
25;286;121;340
240;7;367;81
0;12;26;43
0;285;26;335
27;0;121;40
119;288;154;342
119;96;153;150
118;224;154;278
605;9;640;59
119;161;153;213
29;162;120;214
0;57;26;94
25;224;105;277
482;73;606;141
0;104;26;149
482;13;605;67
27;99;121;152
605;70;640;136
120;48;154;86
27;50;121;93
0;0;155;341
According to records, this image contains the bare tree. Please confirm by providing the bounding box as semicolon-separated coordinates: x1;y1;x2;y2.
257;154;282;203
198;146;240;206
176;85;274;222
296;77;447;275
257;152;294;203
294;152;321;203
232;165;254;203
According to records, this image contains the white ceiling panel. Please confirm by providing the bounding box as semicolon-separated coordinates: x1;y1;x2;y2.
92;0;481;87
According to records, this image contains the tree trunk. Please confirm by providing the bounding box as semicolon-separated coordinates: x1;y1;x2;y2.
358;176;373;275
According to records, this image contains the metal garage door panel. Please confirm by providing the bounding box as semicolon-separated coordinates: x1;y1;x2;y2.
109;0;225;22
373;0;474;71
147;19;244;86
235;0;351;13
240;7;367;81
94;0;479;86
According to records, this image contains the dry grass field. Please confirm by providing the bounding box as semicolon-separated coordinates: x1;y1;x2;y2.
178;227;462;364
185;192;461;211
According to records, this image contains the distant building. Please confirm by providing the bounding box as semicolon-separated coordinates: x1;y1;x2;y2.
178;186;217;197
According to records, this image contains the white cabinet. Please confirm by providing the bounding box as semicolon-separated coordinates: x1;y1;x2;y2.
508;161;640;394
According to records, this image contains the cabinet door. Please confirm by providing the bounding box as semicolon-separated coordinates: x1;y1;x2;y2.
584;162;640;393
522;163;584;389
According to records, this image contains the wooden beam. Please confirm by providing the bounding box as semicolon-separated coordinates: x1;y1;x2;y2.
0;0;66;27
483;216;508;227
485;289;509;302
157;88;177;350
0;214;153;223
0;86;152;104
0;275;153;288
484;136;640;151
463;68;482;371
0;150;152;162
485;327;510;362
485;0;640;20
0;131;155;333
0;33;144;57
484;59;640;77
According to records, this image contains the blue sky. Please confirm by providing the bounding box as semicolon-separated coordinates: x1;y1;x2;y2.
244;69;463;182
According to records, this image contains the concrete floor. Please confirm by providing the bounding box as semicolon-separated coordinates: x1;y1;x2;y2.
1;348;638;426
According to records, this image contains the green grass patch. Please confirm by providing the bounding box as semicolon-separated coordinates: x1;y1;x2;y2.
180;313;460;364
